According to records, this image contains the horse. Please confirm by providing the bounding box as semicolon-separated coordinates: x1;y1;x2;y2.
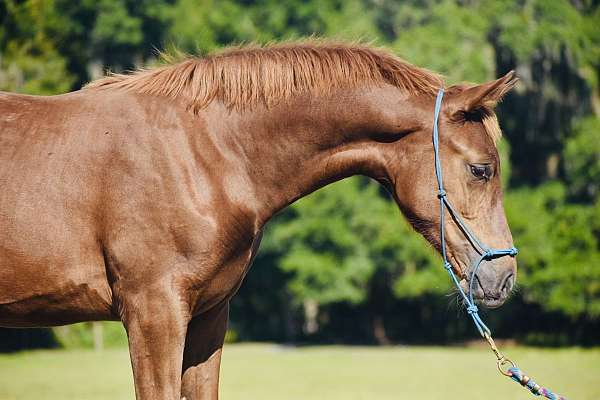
0;41;518;399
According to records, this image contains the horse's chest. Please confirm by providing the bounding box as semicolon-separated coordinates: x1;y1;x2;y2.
191;228;263;315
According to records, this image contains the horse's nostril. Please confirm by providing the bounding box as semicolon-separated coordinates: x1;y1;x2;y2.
500;273;514;293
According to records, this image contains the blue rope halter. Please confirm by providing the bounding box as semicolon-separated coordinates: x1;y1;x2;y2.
432;89;566;400
432;89;517;337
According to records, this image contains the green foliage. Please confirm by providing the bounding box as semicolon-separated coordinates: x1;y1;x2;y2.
263;178;444;306
224;329;239;343
77;0;172;71
487;0;600;89
265;179;381;305
389;0;494;83
564;117;600;201
0;0;174;90
506;183;600;318
91;0;144;52
53;322;128;349
166;0;379;54
0;0;74;94
483;0;589;61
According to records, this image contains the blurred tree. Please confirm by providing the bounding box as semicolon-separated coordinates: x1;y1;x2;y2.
0;0;74;94
166;0;378;54
0;0;175;90
389;1;494;83
564;117;600;201
51;0;174;84
506;183;600;321
260;178;443;341
485;0;599;184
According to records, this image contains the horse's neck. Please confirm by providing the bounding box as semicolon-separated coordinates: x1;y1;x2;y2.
203;86;420;226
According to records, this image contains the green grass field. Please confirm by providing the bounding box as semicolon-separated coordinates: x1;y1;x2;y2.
0;344;598;399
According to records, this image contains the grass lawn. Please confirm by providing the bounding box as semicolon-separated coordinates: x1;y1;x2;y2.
0;343;598;399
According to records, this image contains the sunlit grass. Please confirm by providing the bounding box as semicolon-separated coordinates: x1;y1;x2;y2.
0;344;598;399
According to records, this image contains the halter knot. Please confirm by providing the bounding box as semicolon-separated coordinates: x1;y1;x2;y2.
437;190;447;199
443;262;452;271
483;249;494;260
509;247;518;256
466;305;479;315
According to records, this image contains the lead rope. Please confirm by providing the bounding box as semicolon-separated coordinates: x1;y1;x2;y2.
432;89;567;400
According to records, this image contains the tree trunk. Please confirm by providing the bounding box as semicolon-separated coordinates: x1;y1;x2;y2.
92;322;103;351
373;314;391;345
303;299;319;335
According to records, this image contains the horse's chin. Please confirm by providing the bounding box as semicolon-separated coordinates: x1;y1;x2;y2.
481;298;505;309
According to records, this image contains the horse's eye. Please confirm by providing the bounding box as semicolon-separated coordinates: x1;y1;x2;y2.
470;164;491;180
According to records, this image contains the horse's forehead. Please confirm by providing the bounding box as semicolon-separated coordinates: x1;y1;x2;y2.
447;121;498;161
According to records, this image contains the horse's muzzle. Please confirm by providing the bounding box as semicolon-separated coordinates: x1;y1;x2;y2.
464;265;515;309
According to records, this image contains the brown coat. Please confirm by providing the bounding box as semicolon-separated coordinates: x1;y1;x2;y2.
0;41;517;399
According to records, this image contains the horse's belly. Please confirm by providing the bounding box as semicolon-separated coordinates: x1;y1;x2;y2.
0;187;115;326
0;259;115;327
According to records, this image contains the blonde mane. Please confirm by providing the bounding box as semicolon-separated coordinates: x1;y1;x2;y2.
86;40;444;113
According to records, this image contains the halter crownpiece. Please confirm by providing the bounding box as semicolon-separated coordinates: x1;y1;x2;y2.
432;89;566;400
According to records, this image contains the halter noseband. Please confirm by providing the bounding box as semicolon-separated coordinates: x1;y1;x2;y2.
432;88;517;337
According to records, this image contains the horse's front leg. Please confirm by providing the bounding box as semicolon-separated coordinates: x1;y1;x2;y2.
120;286;190;400
181;301;229;400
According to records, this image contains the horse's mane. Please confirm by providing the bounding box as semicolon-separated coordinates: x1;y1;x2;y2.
85;40;444;113
86;40;505;143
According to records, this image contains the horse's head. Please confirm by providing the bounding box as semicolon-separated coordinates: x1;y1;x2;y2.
387;72;518;309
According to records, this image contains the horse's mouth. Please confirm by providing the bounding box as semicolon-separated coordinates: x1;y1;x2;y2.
481;297;504;309
457;274;507;309
451;255;511;310
457;281;505;309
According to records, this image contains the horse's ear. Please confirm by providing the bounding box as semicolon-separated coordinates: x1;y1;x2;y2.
448;71;518;117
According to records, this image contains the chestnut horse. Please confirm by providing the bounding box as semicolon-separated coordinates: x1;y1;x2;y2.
0;41;518;399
